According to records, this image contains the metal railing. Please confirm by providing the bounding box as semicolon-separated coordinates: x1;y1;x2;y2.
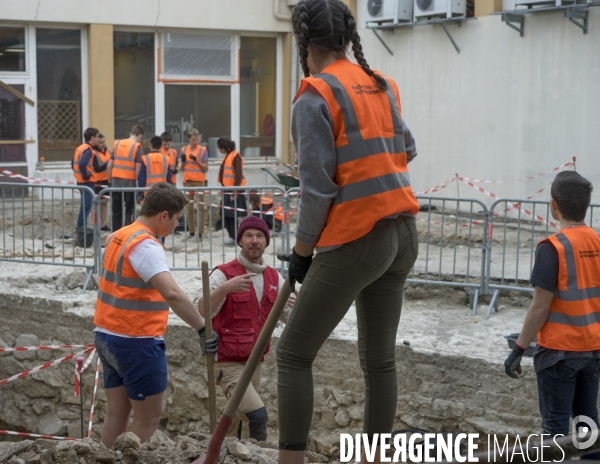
3;180;598;317
0;182;96;292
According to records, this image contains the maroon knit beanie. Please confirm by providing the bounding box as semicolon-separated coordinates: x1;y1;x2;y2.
236;216;270;247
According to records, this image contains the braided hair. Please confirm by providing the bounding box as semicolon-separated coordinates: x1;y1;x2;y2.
291;0;387;90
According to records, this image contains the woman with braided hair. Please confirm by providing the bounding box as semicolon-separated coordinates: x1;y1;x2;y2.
276;0;420;462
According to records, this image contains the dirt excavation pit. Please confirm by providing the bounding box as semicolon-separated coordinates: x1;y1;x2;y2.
0;259;543;464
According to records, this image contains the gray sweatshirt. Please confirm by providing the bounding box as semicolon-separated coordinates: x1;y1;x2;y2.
292;86;418;249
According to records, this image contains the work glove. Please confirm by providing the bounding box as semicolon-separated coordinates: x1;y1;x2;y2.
198;326;219;362
172;168;178;175
277;248;313;291
181;153;187;162
504;344;525;378
189;154;197;161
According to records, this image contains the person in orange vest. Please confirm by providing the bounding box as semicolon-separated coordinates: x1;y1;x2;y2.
160;131;178;186
192;217;296;441
107;125;145;232
94;182;218;448
276;2;420;462
72;127;100;230
505;171;600;458
179;128;208;240
91;133;111;231
217;137;247;246
248;190;274;230
137;136;172;195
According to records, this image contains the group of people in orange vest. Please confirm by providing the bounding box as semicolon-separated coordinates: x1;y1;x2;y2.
72;126;283;243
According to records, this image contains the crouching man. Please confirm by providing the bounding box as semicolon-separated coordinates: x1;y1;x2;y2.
94;182;218;447
193;216;296;441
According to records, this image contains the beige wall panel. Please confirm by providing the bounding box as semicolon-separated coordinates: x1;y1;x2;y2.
0;0;294;33
87;24;115;145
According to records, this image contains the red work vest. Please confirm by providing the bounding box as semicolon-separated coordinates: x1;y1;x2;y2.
218;150;246;187
72;143;94;183
90;149;111;183
94;222;170;337
112;139;141;180
294;58;419;247
161;147;178;184
537;226;600;351
142;152;169;189
182;145;207;183
211;259;279;363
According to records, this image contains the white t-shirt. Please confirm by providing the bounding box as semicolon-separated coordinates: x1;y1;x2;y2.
95;238;170;339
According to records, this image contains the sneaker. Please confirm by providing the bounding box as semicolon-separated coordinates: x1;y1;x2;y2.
224;237;235;246
100;226;111;232
173;230;181;235
188;232;195;238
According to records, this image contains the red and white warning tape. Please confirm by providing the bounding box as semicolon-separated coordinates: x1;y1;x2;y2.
0;344;94;353
1;170;76;186
75;349;96;396
0;347;94;386
460;158;575;184
88;357;101;438
0;429;78;441
416;177;456;195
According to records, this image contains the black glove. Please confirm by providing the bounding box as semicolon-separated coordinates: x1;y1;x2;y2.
504;344;525;378
189;154;197;161
181;153;187;162
198;327;219;361
172;168;178;175
277;248;313;291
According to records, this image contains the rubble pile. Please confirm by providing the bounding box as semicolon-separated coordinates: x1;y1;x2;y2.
0;431;340;464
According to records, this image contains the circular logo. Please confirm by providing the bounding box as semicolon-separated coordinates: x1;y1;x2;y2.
572;415;599;450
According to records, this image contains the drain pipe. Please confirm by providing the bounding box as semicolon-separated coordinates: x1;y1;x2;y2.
274;0;292;21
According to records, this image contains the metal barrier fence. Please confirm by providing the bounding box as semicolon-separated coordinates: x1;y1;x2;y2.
0;182;96;292
94;185;290;275
3;180;599;317
483;199;600;317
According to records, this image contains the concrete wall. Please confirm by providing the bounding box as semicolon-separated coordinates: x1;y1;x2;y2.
357;5;600;205
0;289;540;443
0;0;293;33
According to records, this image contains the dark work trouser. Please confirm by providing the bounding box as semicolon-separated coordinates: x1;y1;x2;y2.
276;216;418;450
111;190;135;232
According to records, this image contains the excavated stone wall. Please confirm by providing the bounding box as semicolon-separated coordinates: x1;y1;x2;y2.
0;292;540;445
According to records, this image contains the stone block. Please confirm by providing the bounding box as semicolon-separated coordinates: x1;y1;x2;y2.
335;409;350;427
13;334;39;360
114;432;141;452
0;440;33;462
37;412;67;436
121;447;140;463
228;442;252;461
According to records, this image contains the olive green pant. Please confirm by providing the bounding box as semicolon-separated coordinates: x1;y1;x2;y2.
276;216;418;451
185;180;206;235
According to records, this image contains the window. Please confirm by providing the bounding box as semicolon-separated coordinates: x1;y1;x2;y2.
114;32;155;142
165;85;230;151
0;27;26;72
36;28;82;162
161;32;235;81
0;84;26;162
239;37;277;157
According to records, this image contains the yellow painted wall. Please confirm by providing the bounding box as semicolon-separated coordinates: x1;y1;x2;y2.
87;24;115;145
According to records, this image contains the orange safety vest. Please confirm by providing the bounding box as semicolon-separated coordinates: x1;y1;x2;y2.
274;205;283;222
112;139;141;180
294;58;419;247
161;147;178;184
142;152;170;190
537;227;600;351
218;150;246;187
182;145;208;183
94;222;170;337
72;143;94;183
90;149;111;183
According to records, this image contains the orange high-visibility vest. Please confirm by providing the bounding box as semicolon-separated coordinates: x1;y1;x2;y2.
274;205;283;222
537;227;600;351
90;149;111;183
142;152;169;191
112;139;141;180
72;143;94;183
218;150;246;187
94;222;170;337
161;147;178;184
294;59;419;247
182;145;207;183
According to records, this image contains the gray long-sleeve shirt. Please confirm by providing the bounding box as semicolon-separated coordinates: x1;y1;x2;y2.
292;86;418;248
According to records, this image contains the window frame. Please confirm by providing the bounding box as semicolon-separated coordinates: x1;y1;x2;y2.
0;24;28;76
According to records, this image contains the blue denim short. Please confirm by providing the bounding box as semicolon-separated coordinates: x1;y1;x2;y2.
95;332;168;400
